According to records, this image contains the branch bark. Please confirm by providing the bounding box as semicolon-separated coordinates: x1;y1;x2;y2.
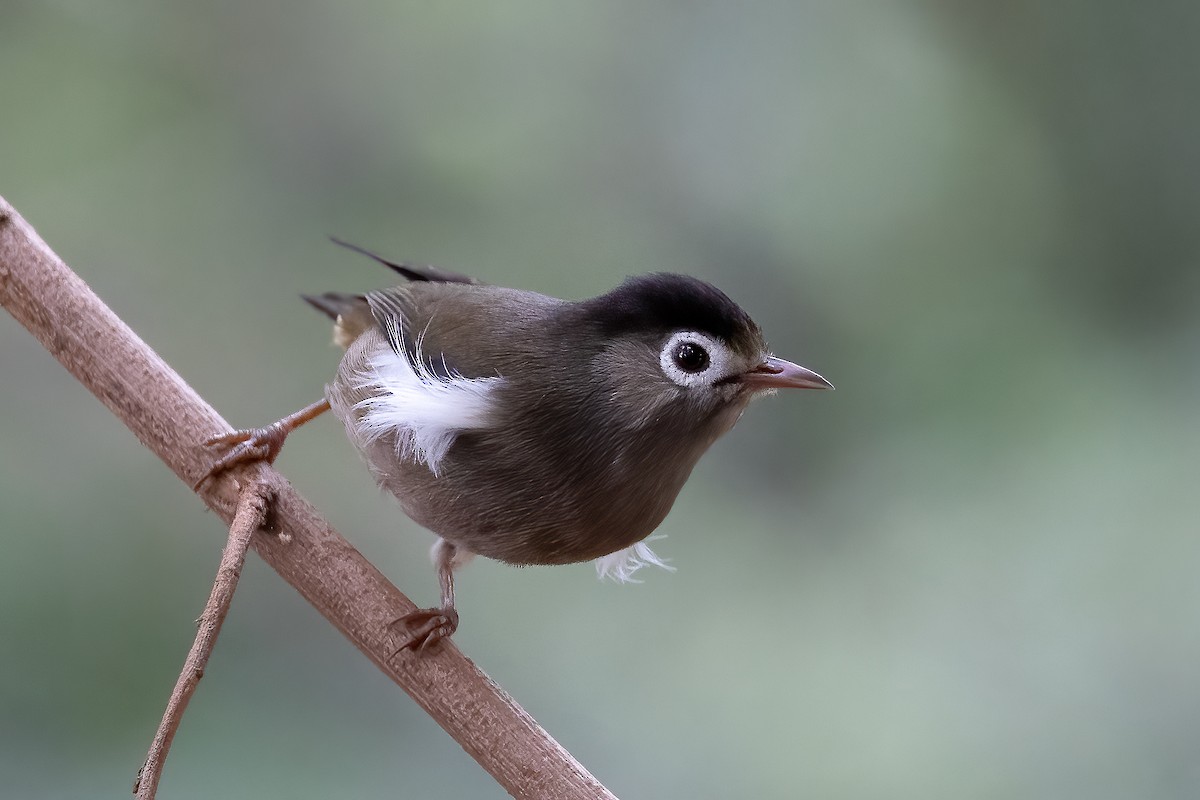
0;196;617;800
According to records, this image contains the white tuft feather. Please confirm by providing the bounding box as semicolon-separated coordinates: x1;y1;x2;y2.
430;538;477;570
351;331;500;474
595;536;676;584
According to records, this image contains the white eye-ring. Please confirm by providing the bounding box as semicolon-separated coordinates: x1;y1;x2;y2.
659;330;734;388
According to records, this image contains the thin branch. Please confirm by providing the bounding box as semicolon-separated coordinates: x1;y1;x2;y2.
0;196;618;800
134;480;273;799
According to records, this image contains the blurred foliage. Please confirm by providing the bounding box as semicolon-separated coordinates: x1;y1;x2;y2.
2;2;1199;798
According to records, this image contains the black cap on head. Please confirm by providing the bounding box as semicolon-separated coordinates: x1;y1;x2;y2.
581;273;764;353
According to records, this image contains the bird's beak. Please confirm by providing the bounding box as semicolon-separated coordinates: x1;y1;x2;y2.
739;356;834;390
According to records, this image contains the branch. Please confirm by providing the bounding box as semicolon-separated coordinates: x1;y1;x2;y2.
135;480;273;799
0;196;617;800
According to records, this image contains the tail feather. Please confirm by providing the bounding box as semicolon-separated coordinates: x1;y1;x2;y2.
301;291;364;320
301;292;374;349
328;236;477;284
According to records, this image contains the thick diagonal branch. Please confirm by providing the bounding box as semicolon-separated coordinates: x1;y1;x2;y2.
0;196;617;800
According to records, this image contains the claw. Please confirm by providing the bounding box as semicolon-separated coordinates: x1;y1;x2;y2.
192;399;331;491
193;425;288;489
388;607;459;655
203;429;256;448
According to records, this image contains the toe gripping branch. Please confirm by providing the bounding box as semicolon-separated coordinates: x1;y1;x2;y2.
194;399;331;489
389;539;462;654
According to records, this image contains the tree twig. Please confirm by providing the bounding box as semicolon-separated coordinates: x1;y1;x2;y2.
0;195;618;800
134;480;273;799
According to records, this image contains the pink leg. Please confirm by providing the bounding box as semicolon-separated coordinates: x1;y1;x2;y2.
390;541;461;654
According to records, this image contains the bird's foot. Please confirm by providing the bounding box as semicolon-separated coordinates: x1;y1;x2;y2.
194;423;289;489
193;399;332;490
388;606;459;654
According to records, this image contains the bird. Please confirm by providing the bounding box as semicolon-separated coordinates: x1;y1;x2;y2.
198;240;832;651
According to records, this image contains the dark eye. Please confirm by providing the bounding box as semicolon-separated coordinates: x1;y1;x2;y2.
672;341;710;373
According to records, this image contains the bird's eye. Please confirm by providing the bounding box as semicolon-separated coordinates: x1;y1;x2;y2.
672;341;710;373
659;330;729;388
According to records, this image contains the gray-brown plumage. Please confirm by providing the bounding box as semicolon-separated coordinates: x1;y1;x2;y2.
201;242;832;651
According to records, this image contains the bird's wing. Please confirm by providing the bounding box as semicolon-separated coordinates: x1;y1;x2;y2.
333;282;560;474
364;282;566;381
329;282;567;474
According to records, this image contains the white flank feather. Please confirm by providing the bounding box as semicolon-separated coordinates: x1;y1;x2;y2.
351;332;500;474
595;536;676;584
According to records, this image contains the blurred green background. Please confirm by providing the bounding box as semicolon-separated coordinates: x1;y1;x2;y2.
3;2;1199;798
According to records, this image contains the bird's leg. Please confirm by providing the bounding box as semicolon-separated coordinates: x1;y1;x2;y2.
194;398;331;488
390;540;461;654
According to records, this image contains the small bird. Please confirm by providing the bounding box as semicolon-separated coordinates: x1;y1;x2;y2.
200;241;832;651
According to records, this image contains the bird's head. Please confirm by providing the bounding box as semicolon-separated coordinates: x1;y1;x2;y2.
571;273;831;442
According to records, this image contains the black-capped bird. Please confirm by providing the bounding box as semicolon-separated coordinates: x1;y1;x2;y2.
200;241;832;650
